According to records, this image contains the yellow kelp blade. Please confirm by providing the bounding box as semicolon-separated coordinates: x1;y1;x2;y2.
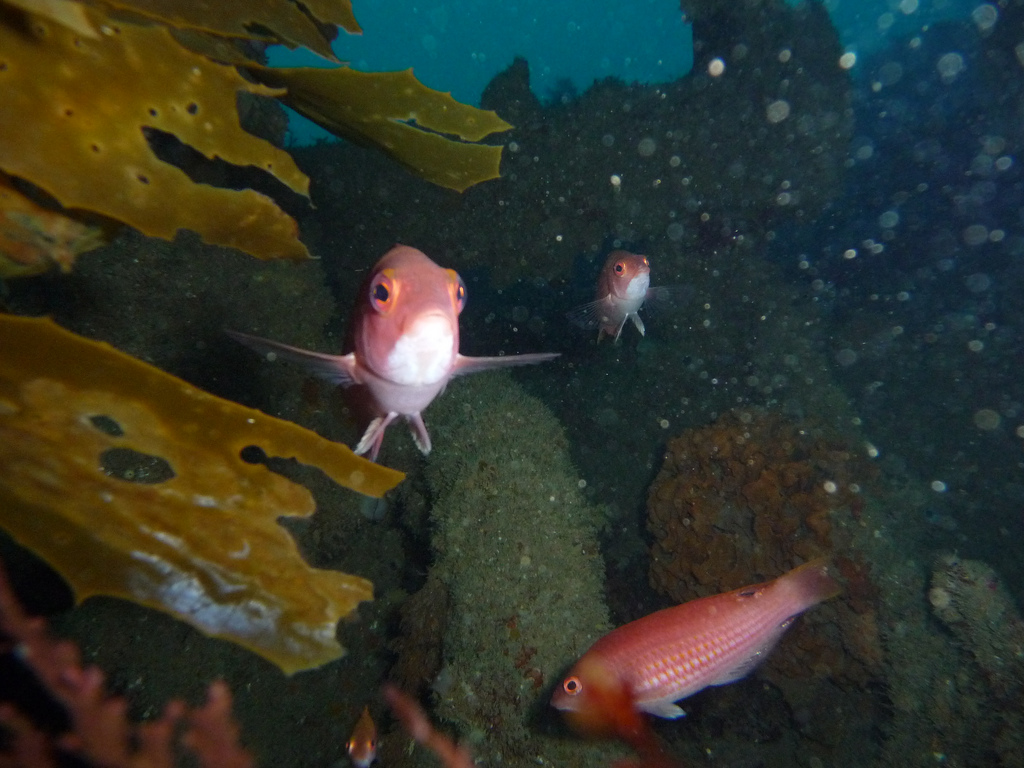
0;9;310;261
4;0;99;36
300;0;361;34
0;316;404;675
251;66;513;192
99;0;360;60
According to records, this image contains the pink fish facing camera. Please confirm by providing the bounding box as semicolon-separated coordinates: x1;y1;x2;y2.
347;706;377;768
228;245;559;462
567;250;677;342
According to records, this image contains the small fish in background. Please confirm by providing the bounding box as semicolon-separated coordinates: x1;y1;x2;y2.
228;245;560;462
566;250;675;342
552;559;841;719
347;706;377;768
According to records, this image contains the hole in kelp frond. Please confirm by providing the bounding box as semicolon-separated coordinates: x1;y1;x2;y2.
88;414;123;436
239;445;267;465
140;125;306;212
99;447;175;484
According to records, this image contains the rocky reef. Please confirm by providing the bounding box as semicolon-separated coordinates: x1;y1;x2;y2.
407;371;613;767
929;555;1024;701
646;408;884;764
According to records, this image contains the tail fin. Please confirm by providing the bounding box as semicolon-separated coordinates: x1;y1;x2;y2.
782;558;842;608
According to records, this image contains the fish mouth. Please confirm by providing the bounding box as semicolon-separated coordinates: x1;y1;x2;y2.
386;312;456;386
549;689;575;711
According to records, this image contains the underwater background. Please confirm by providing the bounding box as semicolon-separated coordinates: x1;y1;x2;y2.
2;0;1024;767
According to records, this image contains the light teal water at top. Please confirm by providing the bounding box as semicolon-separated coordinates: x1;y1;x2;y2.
270;0;982;145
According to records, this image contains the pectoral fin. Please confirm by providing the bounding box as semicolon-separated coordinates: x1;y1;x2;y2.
452;352;560;377
566;295;616;330
226;329;360;386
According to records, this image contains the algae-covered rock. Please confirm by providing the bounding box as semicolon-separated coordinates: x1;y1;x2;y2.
424;371;615;766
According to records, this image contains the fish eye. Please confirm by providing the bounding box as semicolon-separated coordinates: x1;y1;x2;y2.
449;271;468;312
369;272;396;314
614;261;625;274
563;676;582;696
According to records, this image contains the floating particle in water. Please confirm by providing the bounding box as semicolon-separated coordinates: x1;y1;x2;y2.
971;3;999;31
965;272;991;292
637;137;657;157
967;339;984;352
865;442;880;458
708;57;725;76
981;135;1006;155
666;222;685;241
1016;425;1024;438
766;99;791;123
835;348;858;366
843;248;857;259
601;134;615;147
610;174;622;188
974;408;1001;430
853;139;875;161
899;0;919;14
879;210;899;228
823;480;838;494
669;155;681;167
931;480;948;492
877;61;904;87
936;52;965;82
963;224;989;245
839;52;857;69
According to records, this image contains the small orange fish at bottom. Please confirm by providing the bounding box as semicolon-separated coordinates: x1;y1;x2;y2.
347;706;377;768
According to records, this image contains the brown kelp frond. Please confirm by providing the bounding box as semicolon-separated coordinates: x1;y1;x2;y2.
0;3;312;262
99;0;360;59
0;315;404;674
0;0;513;272
249;66;513;192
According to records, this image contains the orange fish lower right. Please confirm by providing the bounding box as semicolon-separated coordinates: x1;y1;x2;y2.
552;559;841;720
